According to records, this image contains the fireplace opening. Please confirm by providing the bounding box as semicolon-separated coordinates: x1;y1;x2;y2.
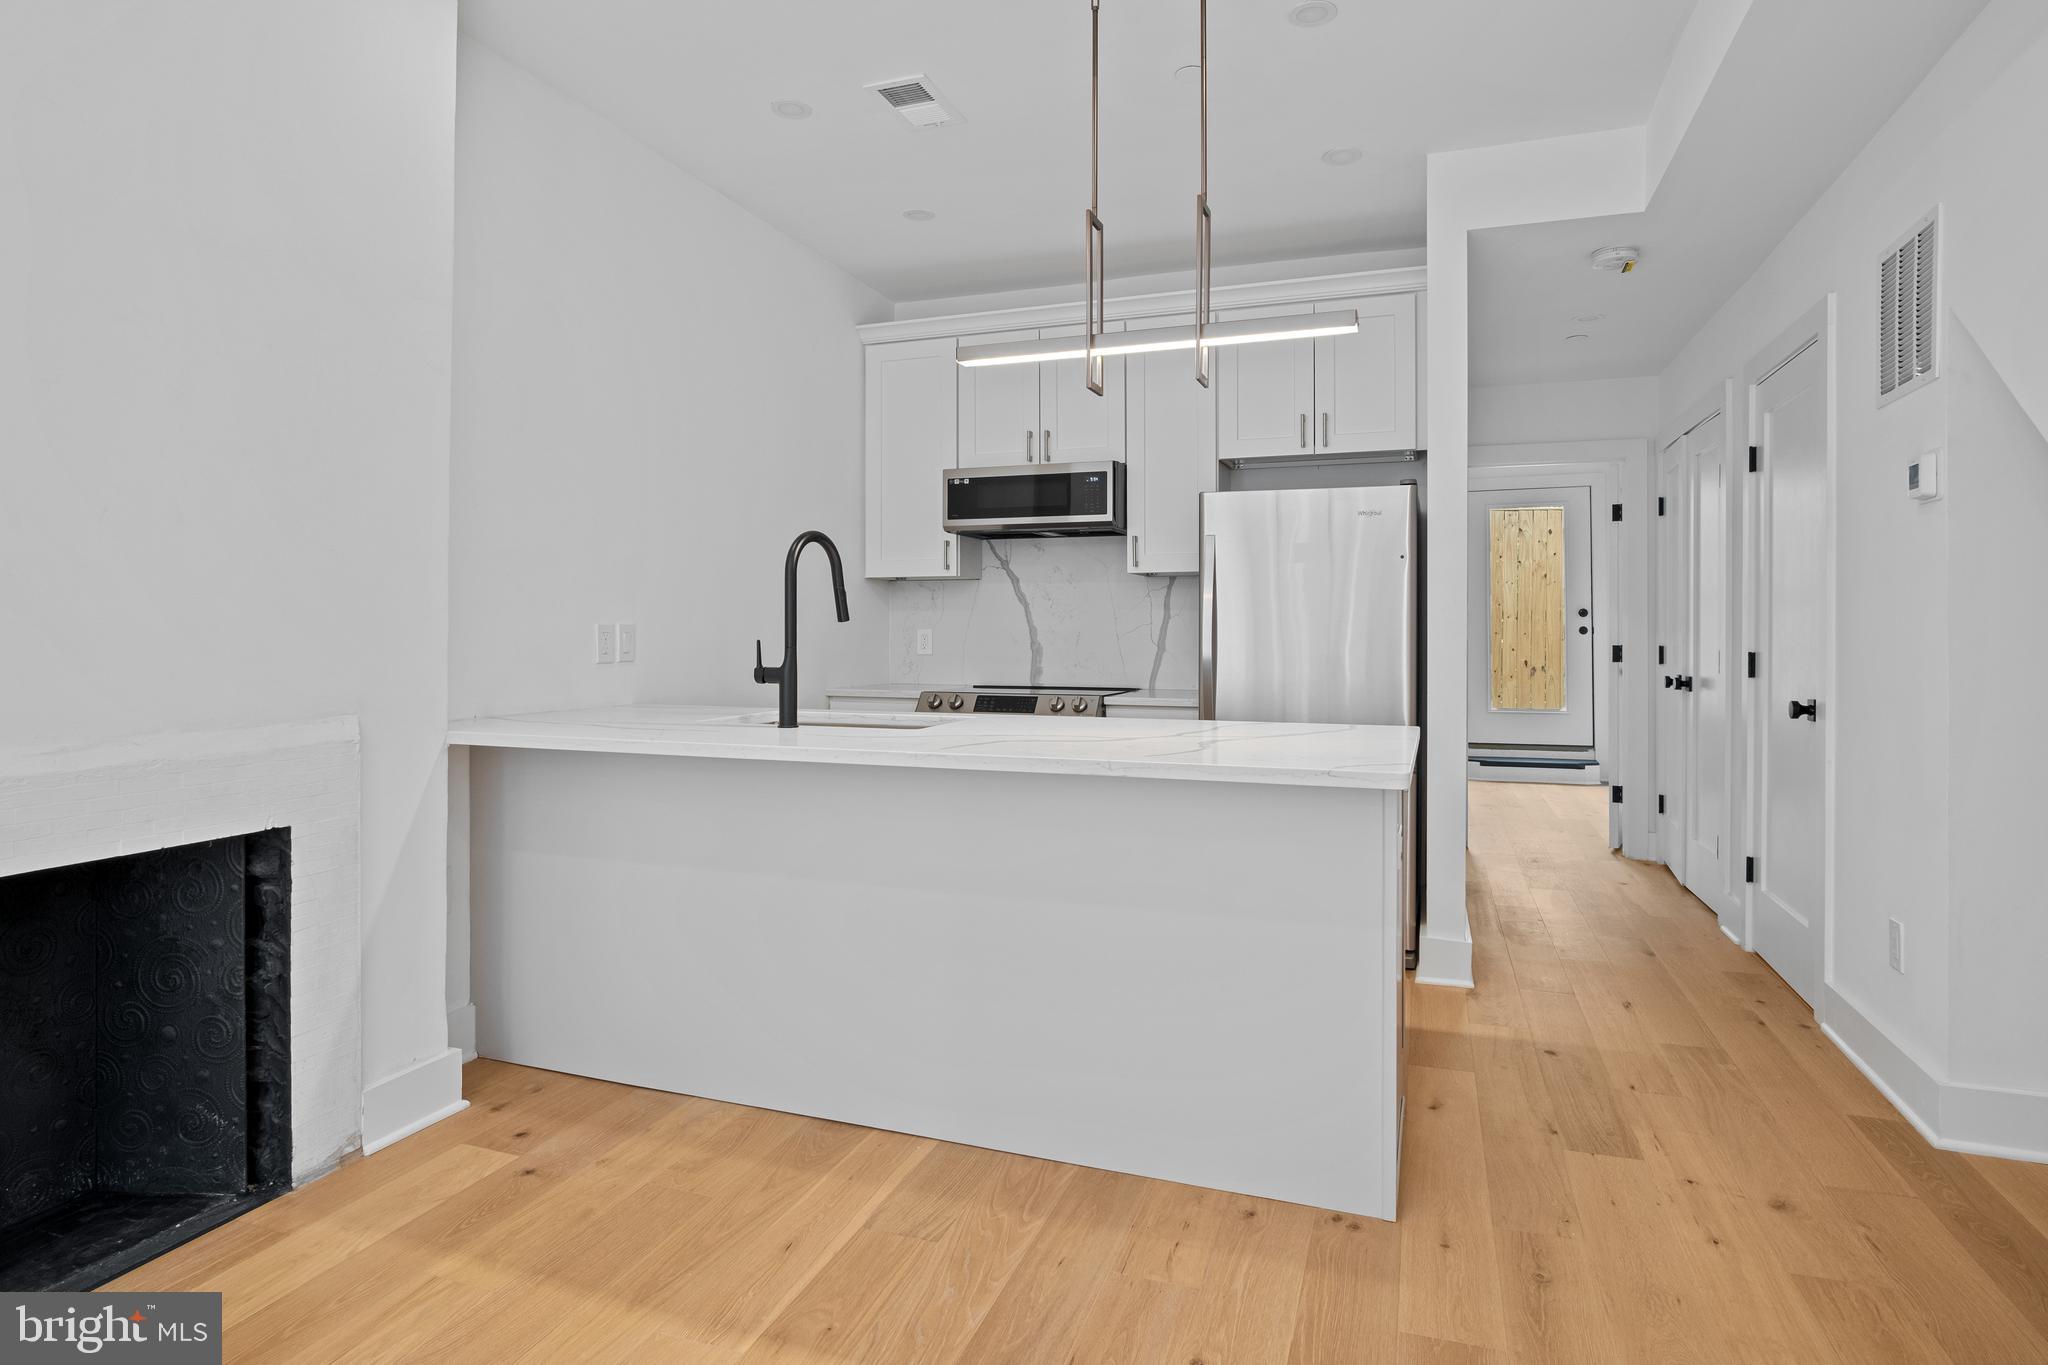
0;829;291;1290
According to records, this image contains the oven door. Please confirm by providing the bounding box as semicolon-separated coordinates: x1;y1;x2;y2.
942;461;1125;537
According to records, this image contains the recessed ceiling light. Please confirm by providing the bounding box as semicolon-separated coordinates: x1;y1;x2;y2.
1571;312;1606;323
902;209;936;222
1564;333;1591;342
1173;63;1202;83
770;99;813;120
1321;147;1363;167
1289;2;1339;26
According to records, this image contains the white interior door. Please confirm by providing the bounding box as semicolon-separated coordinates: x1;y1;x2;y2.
1684;412;1736;916
1655;434;1690;873
1468;485;1595;748
1751;340;1828;1004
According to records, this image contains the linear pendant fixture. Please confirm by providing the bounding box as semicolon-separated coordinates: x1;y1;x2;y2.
955;0;1357;380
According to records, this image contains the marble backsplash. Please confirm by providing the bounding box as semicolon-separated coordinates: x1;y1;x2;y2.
884;538;1196;690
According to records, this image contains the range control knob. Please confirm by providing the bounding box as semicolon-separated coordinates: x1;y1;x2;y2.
1049;697;1067;713
1072;697;1090;714
948;694;964;710
925;694;943;710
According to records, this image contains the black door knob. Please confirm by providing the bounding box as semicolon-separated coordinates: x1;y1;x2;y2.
1788;698;1818;721
1675;675;1694;692
1578;625;1589;635
1664;675;1674;689
1578;608;1589;618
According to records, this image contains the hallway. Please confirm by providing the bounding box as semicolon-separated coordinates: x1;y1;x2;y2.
1412;780;2048;1361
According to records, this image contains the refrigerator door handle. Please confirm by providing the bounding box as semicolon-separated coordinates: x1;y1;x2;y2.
1199;534;1217;719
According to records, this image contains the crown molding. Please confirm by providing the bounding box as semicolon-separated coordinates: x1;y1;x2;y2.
855;266;1428;346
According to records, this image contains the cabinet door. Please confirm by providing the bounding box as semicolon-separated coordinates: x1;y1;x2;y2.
1036;323;1125;463
1313;293;1417;454
865;337;971;579
1125;314;1214;575
1214;307;1316;461
957;329;1041;464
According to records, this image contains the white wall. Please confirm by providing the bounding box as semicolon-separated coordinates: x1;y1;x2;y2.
1657;0;2048;1150
1470;378;1661;446
450;40;891;723
448;40;894;1030
0;2;460;1132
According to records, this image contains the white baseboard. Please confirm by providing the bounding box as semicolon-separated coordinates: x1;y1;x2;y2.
1466;762;1604;786
448;1003;477;1063
1414;932;1474;989
1821;985;2048;1165
361;1047;468;1157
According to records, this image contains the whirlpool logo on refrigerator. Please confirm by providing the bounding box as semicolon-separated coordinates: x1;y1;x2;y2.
7;1295;220;1361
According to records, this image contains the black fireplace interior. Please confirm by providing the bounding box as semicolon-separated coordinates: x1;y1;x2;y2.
0;829;291;1291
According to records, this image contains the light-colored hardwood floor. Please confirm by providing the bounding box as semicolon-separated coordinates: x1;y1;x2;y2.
112;782;2048;1363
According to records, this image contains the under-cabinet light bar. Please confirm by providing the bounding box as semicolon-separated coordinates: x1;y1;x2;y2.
954;310;1358;368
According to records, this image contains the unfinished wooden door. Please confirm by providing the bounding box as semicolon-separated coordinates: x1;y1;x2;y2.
1468;485;1594;748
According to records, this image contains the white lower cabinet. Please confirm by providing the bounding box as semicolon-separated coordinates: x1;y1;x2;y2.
865;336;978;579
1124;313;1215;576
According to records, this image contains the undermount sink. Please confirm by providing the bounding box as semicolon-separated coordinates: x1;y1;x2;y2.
721;712;948;731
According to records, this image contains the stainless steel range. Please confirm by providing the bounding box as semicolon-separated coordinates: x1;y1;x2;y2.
914;684;1133;717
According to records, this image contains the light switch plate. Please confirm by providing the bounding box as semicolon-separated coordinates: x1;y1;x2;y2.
1889;918;1905;972
616;622;637;663
595;622;617;664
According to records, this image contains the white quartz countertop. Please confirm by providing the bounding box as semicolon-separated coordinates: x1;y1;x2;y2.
824;683;1199;709
448;704;1417;791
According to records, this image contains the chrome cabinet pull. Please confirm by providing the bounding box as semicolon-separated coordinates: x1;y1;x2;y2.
1043;429;1052;459
943;539;951;572
1322;412;1331;446
1299;413;1308;448
1025;429;1035;462
1131;534;1140;567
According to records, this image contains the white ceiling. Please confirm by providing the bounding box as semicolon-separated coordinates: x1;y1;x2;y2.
1469;0;1989;387
459;0;1697;302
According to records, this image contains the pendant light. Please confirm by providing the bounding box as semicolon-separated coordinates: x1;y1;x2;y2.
955;0;1357;381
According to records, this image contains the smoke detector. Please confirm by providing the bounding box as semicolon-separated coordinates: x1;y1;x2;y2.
1589;245;1642;274
866;76;963;129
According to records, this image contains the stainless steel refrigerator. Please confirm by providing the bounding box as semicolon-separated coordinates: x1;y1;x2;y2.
1199;484;1422;960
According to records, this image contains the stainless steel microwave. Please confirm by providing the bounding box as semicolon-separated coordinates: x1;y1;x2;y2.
941;461;1126;538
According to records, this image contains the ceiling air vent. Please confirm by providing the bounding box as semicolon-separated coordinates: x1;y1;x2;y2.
866;75;962;129
1878;207;1940;406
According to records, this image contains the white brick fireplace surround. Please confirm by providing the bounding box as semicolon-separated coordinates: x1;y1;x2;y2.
0;716;454;1181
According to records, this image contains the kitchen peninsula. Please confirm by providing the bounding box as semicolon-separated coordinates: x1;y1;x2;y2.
451;705;1416;1219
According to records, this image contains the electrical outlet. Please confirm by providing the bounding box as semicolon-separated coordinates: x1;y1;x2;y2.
594;622;617;664
1889;918;1905;973
915;628;933;657
616;622;637;663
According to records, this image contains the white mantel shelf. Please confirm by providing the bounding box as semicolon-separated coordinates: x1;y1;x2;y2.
448;704;1418;791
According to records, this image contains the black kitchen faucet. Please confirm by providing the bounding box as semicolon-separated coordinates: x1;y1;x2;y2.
753;530;850;728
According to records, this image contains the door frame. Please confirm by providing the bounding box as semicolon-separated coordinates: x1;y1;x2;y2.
1738;296;1838;985
1467;452;1625;803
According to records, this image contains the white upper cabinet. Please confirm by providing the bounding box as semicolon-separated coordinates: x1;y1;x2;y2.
1036;323;1125;464
1216;293;1419;462
957;328;1041;465
959;325;1124;466
1125;314;1214;575
865;336;978;579
1313;294;1417;455
1215;308;1317;461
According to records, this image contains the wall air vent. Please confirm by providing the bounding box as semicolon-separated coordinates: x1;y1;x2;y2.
866;75;963;129
1878;207;1940;406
